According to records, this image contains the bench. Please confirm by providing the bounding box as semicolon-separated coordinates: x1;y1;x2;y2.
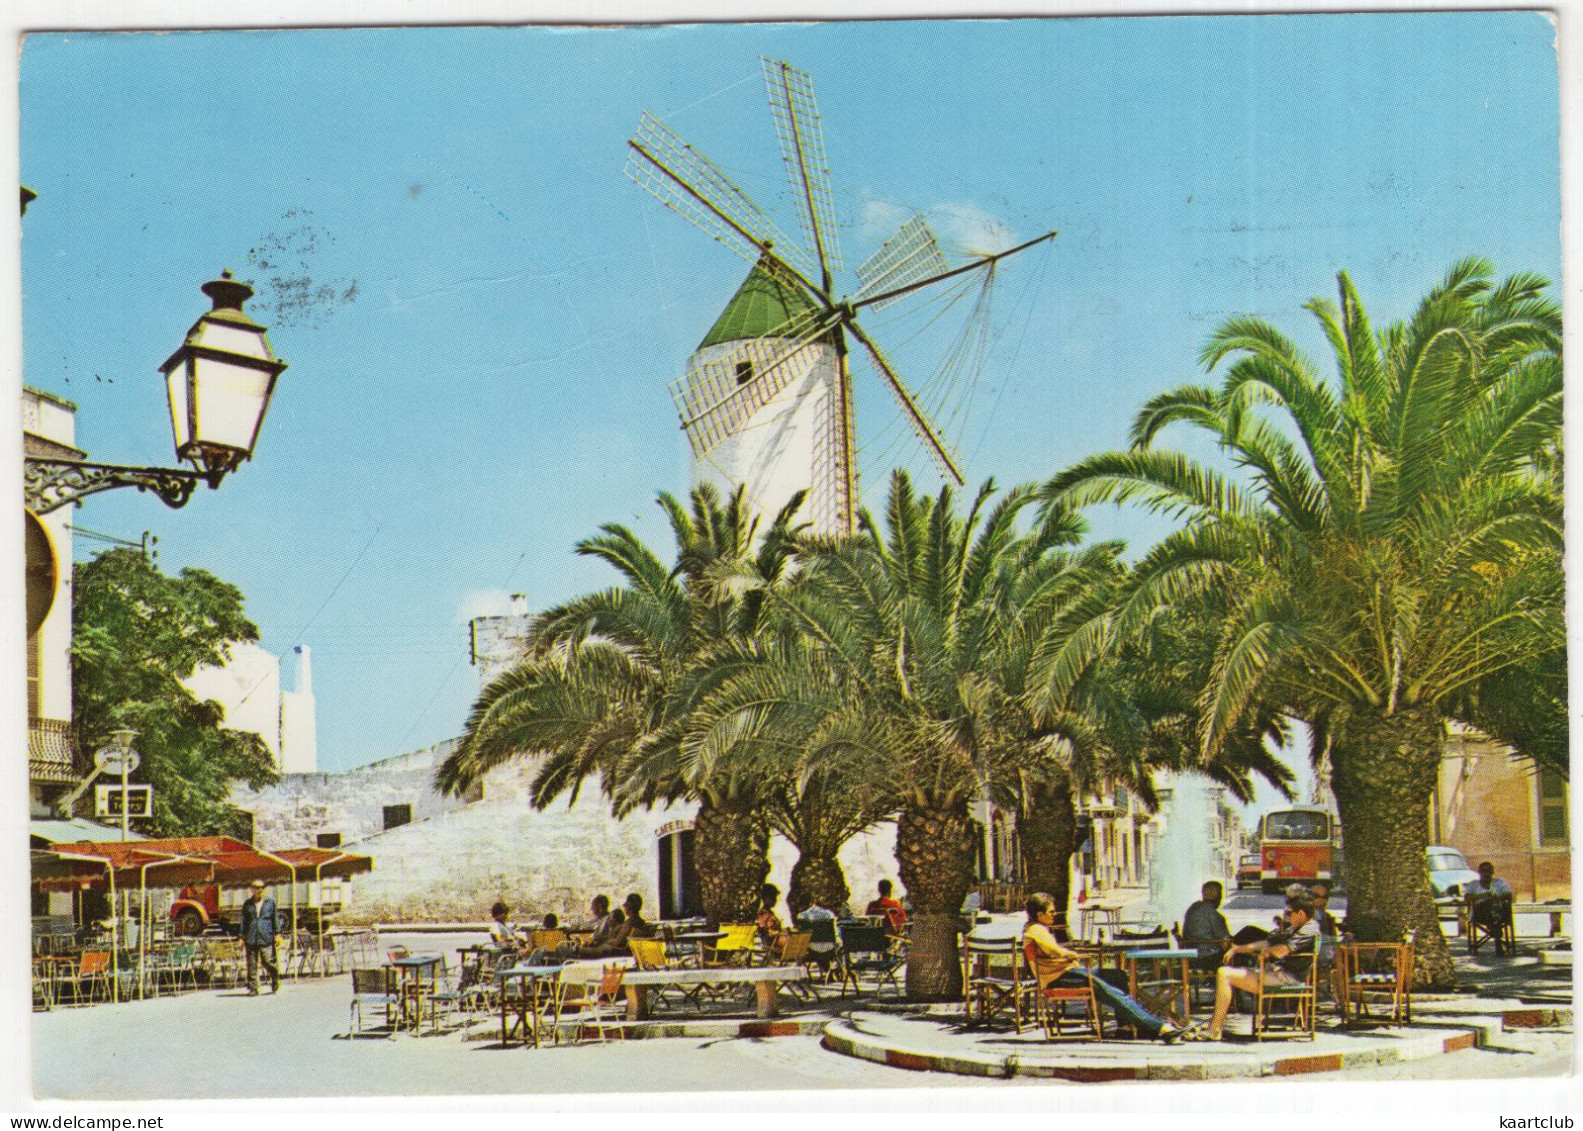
1514;902;1572;937
618;964;808;1020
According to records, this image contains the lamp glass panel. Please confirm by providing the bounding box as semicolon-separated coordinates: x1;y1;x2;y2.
190;355;272;453
192;319;272;360
165;359;192;453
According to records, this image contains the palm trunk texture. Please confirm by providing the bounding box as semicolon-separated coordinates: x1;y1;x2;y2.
1330;707;1456;989
1019;774;1077;922
894;802;976;1000
693;796;770;926
788;849;851;917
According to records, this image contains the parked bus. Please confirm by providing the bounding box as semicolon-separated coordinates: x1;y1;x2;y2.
1256;806;1339;895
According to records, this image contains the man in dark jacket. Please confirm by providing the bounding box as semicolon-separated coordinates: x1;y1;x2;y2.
241;879;281;995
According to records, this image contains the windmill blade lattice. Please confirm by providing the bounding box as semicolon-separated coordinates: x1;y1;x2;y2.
670;303;838;459
763;58;843;280
627;113;818;282
856;213;950;311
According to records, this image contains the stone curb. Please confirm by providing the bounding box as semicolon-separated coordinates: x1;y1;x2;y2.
1501;1008;1573;1031
819;1015;1501;1082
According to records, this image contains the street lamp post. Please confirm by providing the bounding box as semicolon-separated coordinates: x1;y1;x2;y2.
23;271;287;514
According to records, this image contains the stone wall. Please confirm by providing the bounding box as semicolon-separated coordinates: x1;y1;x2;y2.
232;739;904;923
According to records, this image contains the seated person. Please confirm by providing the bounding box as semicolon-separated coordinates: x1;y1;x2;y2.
1023;891;1184;1043
866;879;908;936
584;895;616;946
1180;881;1232;970
1309;882;1341;938
575;907;624;958
541;912;560;931
1466;862;1515;954
1197;891;1320;1041
487;901;522;949
790;892;839;974
600;892;657;955
755;883;786;948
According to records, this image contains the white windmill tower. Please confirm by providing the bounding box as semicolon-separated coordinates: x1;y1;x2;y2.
628;58;1056;535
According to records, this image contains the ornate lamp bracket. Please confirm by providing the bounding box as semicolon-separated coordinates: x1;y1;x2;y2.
24;457;220;515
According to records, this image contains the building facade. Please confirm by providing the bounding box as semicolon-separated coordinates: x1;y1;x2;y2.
24;387;80;818
1433;722;1570;902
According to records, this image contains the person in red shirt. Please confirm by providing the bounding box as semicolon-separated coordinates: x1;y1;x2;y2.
866;879;908;935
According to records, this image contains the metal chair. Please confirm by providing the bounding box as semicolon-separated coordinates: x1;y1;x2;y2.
838;922;905;997
569;965;628;1043
701;924;758;968
1021;939;1102;1041
349;967;398;1035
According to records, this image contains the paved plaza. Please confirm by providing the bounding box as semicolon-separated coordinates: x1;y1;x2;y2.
29;921;1574;1103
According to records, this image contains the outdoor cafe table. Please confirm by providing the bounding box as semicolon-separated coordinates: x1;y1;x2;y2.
1120;946;1194;1027
496;963;565;1048
1078;903;1122;942
619;963;807;1021
458;943;514;990
387;953;443;1032
667;930;725;967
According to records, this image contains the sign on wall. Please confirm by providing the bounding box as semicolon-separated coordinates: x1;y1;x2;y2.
95;784;153;819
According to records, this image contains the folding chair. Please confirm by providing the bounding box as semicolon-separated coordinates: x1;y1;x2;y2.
963;935;1032;1031
1466;894;1516;955
838;923;905;997
1251;948;1319;1040
1021;939;1102;1041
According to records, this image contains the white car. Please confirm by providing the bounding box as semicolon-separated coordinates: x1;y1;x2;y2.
1428;846;1480;899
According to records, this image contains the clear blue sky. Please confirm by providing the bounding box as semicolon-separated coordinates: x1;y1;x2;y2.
20;14;1561;803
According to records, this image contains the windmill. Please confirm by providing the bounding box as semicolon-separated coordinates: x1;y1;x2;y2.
627;57;1055;536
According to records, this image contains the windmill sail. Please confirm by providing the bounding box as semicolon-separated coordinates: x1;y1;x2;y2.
856;213;950;311
763;58;842;280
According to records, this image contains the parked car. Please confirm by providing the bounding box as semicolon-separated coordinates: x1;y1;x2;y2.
1236;853;1262;890
1427;846;1480;900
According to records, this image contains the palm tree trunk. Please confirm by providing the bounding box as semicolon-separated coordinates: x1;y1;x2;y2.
894;801;976;1000
1019;773;1077;927
693;795;770;925
1330;707;1456;989
788;849;851;916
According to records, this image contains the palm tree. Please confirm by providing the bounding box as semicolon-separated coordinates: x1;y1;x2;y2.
436;484;803;924
1042;259;1564;986
776;471;1067;999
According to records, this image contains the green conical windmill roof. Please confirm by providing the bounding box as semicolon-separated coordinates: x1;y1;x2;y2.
697;254;822;350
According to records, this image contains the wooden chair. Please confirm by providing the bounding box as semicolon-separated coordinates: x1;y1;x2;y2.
1466;894;1516;955
767;932;814;999
1251;948;1319;1040
962;935;1032;1031
1338;939;1414;1026
1021;939;1102;1041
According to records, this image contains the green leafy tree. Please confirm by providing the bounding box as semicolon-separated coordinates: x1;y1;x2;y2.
1044;260;1564;986
71;547;278;837
436;484;805;924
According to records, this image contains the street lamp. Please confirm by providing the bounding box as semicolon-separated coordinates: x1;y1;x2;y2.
23;271;287;514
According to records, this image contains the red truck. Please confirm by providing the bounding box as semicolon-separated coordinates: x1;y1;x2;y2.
169;885;327;936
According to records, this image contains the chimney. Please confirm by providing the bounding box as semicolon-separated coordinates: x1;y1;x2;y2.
294;644;313;695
